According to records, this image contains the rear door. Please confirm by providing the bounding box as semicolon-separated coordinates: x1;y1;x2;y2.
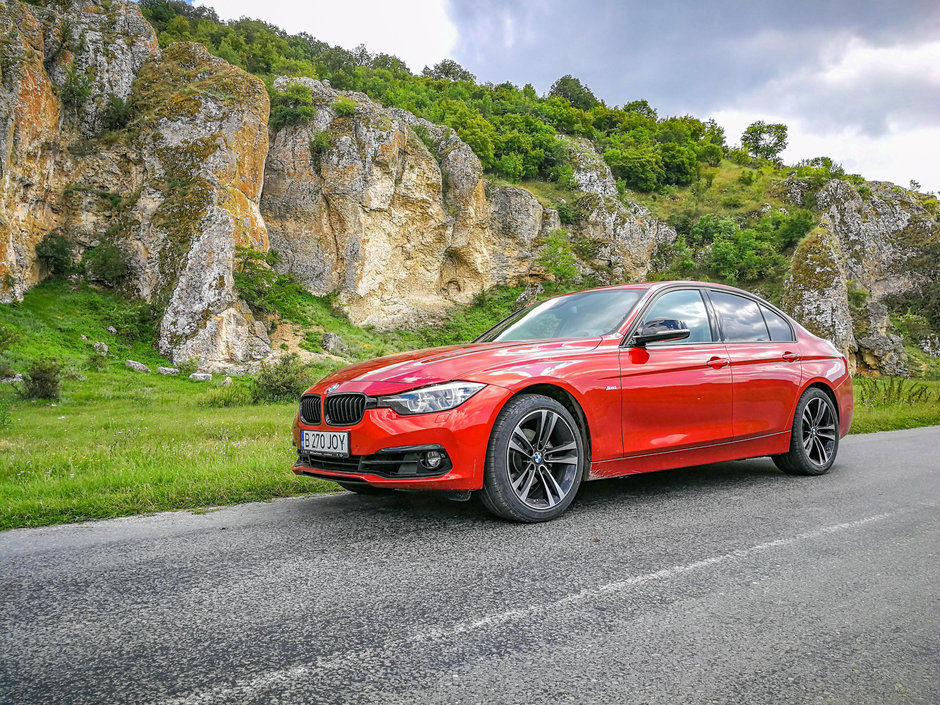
620;288;733;455
707;290;803;439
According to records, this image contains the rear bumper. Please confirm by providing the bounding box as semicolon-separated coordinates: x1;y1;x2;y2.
835;375;854;437
291;384;512;491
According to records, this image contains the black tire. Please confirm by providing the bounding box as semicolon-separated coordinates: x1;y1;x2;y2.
480;394;586;522
336;480;393;495
772;387;839;476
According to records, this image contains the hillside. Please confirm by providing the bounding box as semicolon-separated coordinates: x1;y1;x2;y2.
0;0;937;380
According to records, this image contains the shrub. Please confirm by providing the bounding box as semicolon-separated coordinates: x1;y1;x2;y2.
103;93;133;130
268;82;316;130
233;247;279;314
308;131;332;170
177;358;199;377
0;397;10;428
855;377;938;408
35;234;74;275
332;96;357;117
62;63;93;109
0;324;17;353
250;353;314;403
83;242;132;286
19;359;63;400
112;300;157;341
538;229;578;284
84;353;107;372
200;386;253;407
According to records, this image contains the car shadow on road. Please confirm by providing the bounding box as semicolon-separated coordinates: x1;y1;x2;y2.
295;456;798;527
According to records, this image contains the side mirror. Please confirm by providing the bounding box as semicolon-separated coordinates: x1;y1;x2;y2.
632;318;691;347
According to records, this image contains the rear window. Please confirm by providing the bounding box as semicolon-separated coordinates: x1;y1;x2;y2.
760;304;795;342
709;291;770;343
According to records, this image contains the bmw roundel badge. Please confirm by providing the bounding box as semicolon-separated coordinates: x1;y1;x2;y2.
326;383;340;394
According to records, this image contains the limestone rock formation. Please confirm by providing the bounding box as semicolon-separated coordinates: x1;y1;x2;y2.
784;179;939;374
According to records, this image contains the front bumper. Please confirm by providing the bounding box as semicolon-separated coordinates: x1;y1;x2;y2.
291;384;512;490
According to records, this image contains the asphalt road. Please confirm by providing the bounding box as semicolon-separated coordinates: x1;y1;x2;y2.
1;426;938;705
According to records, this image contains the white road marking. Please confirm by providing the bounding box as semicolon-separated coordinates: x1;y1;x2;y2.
156;510;902;705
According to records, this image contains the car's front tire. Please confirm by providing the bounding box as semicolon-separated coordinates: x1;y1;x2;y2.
480;394;586;522
772;387;839;476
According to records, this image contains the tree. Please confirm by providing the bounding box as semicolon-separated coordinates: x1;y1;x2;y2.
740;121;788;161
422;59;475;82
549;74;598;111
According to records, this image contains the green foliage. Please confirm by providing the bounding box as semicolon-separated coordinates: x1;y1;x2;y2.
250;353;314;403
35;234;74;275
421;59;475;82
549;74;598;110
604;146;664;192
103;93;133;130
894;312;932;340
0;324;17;353
84;352;108;372
332;96;357;117
0;397;10;429
201;385;253;407
885;242;940;335
268;82;316;129
18;359;63;400
697;142;723;167
308;130;332;170
741;121;788;161
62;63;93;109
855;377;939;408
83;242;132;287
538;229;578;284
233;247;281;315
111;300;158;342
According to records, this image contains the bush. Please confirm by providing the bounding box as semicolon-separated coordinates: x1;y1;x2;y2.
268;82;316;130
84;353;107;372
233;247;279;314
83;242;132;286
104;93;133;130
112;300;157;341
35;234;74;275
538;229;578;284
18;359;63;400
0;397;10;428
0;324;17;353
332;96;357;117
62;63;93;109
200;385;253;407
308;131;332;170
250;353;314;403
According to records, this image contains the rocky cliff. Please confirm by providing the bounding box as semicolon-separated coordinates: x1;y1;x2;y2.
0;0;936;375
784;179;938;374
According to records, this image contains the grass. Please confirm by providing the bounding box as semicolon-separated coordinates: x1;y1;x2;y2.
1;281;937;530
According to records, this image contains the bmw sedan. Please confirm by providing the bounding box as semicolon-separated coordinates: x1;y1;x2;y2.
291;282;853;522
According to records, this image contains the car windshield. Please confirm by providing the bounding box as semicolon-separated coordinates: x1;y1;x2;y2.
475;289;646;343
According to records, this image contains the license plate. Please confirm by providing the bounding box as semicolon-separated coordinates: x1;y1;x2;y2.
301;430;350;457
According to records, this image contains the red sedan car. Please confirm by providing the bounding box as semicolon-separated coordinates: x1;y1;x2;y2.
292;282;853;522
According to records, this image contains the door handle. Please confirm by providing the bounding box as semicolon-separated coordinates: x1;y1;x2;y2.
782;351;799;363
706;356;730;369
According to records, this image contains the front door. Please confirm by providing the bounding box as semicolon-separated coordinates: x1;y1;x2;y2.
620;288;734;456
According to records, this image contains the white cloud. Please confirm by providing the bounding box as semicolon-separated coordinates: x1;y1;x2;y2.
195;0;459;73
711;37;940;193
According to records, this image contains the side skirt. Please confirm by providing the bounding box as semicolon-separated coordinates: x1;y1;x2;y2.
588;432;791;480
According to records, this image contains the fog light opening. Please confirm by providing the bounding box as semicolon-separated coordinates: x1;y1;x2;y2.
422;450;444;470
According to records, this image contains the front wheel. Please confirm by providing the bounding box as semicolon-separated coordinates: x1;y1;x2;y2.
480;394;586;522
772;387;839;476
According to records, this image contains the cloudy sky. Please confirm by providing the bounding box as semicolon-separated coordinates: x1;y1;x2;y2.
200;0;940;192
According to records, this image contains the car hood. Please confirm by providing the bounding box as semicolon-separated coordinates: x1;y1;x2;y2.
312;338;602;395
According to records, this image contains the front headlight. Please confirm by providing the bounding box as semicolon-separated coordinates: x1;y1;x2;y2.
377;381;486;415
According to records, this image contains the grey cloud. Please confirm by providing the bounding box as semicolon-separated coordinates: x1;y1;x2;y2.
449;0;940;135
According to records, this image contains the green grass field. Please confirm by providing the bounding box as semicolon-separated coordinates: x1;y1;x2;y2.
1;282;937;530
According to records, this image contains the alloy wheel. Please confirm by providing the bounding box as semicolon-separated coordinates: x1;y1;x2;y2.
801;397;836;466
506;409;581;510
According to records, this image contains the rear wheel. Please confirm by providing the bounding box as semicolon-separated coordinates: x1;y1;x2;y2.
480;394;585;522
336;480;393;495
772;387;839;476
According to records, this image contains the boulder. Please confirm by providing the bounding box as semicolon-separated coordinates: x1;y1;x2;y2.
93;342;109;354
189;372;213;382
125;360;150;373
221;376;233;387
321;332;348;355
157;366;179;376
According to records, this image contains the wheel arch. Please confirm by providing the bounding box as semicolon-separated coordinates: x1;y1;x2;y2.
508;383;593;469
799;379;840;422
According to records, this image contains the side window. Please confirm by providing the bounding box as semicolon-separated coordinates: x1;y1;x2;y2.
710;291;770;342
641;290;713;343
760;304;795;342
